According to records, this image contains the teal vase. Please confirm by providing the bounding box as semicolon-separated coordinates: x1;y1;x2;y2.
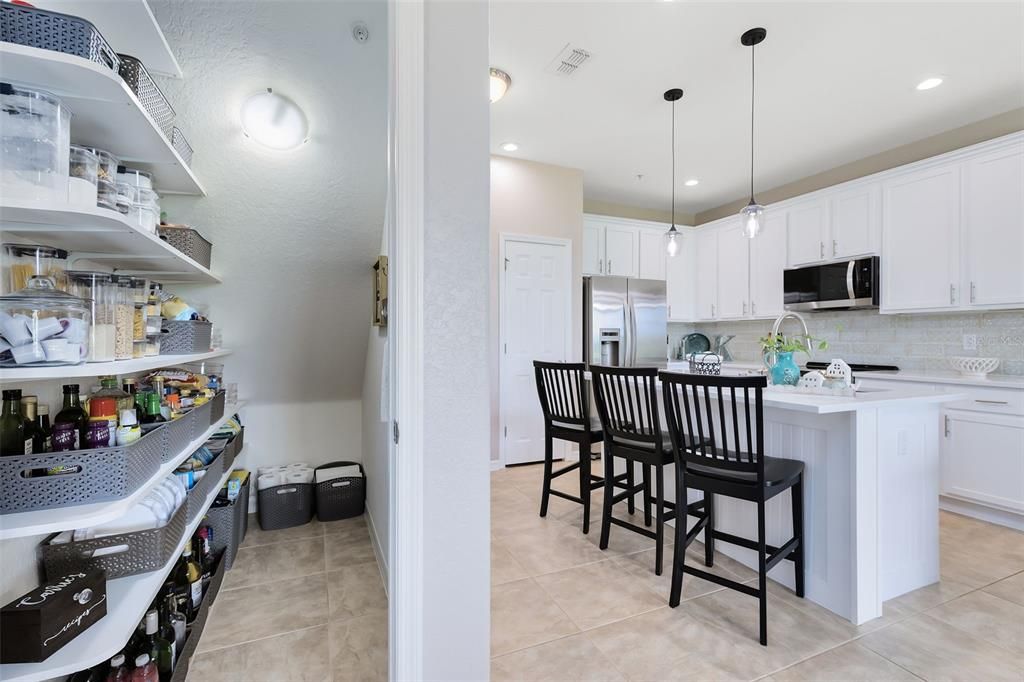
768;351;801;386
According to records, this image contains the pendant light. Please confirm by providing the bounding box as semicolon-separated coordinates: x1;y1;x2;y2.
739;27;767;239
663;88;683;257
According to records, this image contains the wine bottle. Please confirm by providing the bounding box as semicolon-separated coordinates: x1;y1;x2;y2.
130;654;157;682
35;403;52;452
20;396;46;454
105;654;129;682
196;526;214;593
54;384;89;451
1;390;31;456
170;541;201;622
142;608;174;682
163;593;186;660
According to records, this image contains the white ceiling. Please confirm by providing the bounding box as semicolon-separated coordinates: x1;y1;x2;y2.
489;1;1024;216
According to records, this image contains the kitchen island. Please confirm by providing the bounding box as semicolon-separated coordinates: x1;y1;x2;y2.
595;364;963;625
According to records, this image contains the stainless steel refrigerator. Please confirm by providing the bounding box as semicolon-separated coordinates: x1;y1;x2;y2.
583;276;668;368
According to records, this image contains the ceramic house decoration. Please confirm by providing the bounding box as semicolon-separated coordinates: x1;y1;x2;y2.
824;359;852;389
798;370;825;390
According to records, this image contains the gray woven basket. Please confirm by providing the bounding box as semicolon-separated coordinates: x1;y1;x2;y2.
192;398;213;432
209;391;226;425
0;4;120;73
314;461;365;522
220;427;244;471
258;483;314;531
117;54;174;138
158;226;212;269
171;127;194;166
41;501;188;580
169;550;225;682
207;475;249;569
158;407;198;463
0;426;168;514
183;453;224;523
160;320;212;355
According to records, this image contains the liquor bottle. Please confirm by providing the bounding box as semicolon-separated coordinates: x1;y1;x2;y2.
196;526;214;593
20;396;46;454
158;581;188;650
54;384;89;450
130;654;157;682
35;403;52;452
171;542;201;622
161;592;186;662
1;390;31;456
141;393;166;425
105;654;129;682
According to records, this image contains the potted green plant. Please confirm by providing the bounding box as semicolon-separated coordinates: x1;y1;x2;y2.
759;333;829;386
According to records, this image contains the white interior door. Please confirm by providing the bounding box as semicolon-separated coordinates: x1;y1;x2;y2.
501;237;572;465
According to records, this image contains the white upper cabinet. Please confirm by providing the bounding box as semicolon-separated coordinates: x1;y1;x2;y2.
638;229;667;280
882;164;961;312
962;144;1024;307
786;199;828;266
750;212;787;319
604;225;639;277
582;222;605;275
716;220;750;319
831;184;879;259
666;231;696;321
693;226;718;320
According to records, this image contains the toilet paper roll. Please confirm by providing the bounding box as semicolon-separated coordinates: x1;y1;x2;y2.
11;342;46;364
0;313;32;346
258;473;282;490
32;316;64;340
286;470;313;484
58;317;88;344
257;467;278;477
287;462;310;470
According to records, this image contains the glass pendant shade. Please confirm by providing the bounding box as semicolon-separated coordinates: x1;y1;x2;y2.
664;228;681;258
741;201;764;239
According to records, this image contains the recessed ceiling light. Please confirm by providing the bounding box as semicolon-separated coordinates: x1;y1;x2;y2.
490;68;512;103
500;142;519;152
684;179;699;187
916;77;943;91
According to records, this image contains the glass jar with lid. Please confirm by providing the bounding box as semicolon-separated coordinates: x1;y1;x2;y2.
0;276;91;366
1;84;72;204
3;244;69;295
66;272;116;362
68;145;99;208
112;276;134;360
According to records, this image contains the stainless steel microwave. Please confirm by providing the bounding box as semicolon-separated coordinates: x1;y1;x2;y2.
783;256;880;311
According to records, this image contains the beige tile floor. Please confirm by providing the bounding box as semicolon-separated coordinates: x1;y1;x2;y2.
492;463;1024;681
186;515;387;682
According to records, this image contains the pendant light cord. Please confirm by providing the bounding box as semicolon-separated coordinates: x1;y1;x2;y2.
671;98;676;228
749;42;755;203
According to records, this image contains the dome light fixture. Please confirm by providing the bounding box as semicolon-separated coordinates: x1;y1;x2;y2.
663;87;684;258
684;178;699;187
490;68;512;103
500;142;519;152
240;88;309;150
739;27;767;239
916;76;943;91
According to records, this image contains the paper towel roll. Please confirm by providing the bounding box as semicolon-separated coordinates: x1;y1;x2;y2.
286;470;313;484
257;467;278;477
258;473;282;490
287;462;310;470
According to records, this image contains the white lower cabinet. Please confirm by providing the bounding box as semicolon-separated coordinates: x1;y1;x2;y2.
942;409;1024;513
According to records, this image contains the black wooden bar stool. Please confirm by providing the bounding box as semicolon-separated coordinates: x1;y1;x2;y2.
660;371;805;646
590;365;705;575
533;361;627;534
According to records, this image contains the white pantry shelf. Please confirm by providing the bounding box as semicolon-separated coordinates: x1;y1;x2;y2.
0;449;244;682
0;403;244;540
30;0;183;78
0;43;204;195
0;201;220;283
0;349;232;383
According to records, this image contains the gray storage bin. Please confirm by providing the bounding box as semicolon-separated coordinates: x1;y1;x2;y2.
220;427;244;471
117;54;174;138
258;483;314;531
158;406;198;464
158;226;212;269
0;4;120;73
169;549;226;682
209;390;226;425
314;461;365;522
191;398;213;433
41;501;187;580
171;126;194;166
0;425;168;514
183;453;224;523
207;474;249;570
160;320;212;354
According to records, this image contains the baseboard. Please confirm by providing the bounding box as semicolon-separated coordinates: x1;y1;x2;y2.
940;495;1024;532
365;507;389;595
490;459;503;471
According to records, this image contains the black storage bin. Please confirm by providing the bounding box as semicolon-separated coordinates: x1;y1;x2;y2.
258;482;314;531
314;461;365;522
207;474;249;570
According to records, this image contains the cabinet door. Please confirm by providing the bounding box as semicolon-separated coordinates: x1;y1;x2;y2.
666;231;696;321
882;165;961;312
693;228;718;320
786;200;827;266
749;212;786;318
638;229;668;280
942;411;1024;512
716;220;750;318
604;225;638;278
582;223;605;275
963;144;1024;307
831;184;879;259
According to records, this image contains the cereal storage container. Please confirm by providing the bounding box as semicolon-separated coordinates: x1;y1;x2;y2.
0;276;91;366
68;145;99;207
3;244;68;295
66;271;116;362
113;276;134;360
1;84;71;204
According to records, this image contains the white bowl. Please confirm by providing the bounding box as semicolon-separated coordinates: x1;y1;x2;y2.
949;356;1000;378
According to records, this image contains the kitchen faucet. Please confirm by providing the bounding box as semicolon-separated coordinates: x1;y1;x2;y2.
770;311;812;354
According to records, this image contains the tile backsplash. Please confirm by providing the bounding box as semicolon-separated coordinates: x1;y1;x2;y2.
669;310;1024;376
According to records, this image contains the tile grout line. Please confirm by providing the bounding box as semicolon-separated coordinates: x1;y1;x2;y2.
195;623;327;657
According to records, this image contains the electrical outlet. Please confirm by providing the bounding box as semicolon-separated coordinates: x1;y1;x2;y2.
962;334;978;351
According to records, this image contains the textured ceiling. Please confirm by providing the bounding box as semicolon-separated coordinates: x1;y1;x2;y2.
149;0;388;402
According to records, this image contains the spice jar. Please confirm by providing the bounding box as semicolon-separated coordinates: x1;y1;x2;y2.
0;276;91;366
3;244;68;295
112;276;134;360
68;146;98;208
66;271;116;362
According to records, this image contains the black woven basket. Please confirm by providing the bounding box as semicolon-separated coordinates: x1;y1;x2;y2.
0;4;119;73
207;474;249;570
258;482;314;531
314;461;365;522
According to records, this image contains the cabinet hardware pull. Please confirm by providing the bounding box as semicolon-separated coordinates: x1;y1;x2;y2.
598;259;603;274
751;301;757;315
944;415;950;437
970;281;976;303
608;259;612;274
949;284;956;304
832;239;838;257
711;304;716;318
974;399;1009;405
742;301;747;315
819;241;825;259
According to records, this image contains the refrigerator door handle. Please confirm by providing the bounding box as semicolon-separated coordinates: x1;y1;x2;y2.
629;302;638;366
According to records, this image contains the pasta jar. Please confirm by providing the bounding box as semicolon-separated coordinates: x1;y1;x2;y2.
112;276;134;360
66;271;116;362
3;244;68;295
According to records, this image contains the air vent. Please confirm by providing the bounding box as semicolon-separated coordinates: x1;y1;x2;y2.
545;43;592;77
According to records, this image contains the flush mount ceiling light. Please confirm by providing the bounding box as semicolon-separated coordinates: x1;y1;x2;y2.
663;87;684;258
500;142;519;152
240;88;309;150
739;27;767;239
916;76;944;91
490;68;512;103
684;179;699;187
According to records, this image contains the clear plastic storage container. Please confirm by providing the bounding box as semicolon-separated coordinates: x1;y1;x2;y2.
85;148;119;187
2;244;68;295
113;276;134;360
0;276;91;366
130;277;148;341
131;188;160;234
66;271;116;362
68;145;99;207
1;84;71;204
116;166;152;190
114;182;136;214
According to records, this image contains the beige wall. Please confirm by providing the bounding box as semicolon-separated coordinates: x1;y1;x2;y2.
696;108;1024;224
583;199;693;226
490;155;584;462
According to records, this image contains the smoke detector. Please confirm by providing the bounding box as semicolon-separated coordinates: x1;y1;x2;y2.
545;43;592;77
352;22;369;43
